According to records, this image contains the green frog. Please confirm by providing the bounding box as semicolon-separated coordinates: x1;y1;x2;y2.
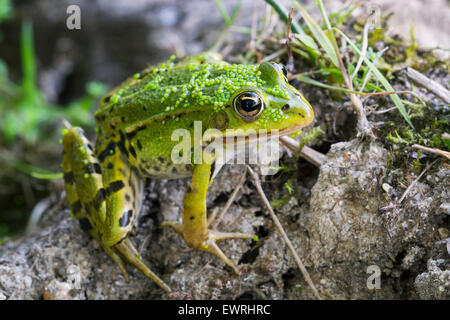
61;52;313;293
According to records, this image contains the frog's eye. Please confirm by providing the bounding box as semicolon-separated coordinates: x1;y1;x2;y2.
233;91;264;122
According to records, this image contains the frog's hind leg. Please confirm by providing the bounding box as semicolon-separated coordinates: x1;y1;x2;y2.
62;127;170;292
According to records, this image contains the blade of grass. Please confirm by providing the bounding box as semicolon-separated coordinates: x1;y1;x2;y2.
213;0;232;26
297;2;339;67
298;75;411;97
15;161;63;180
334;28;413;127
313;0;374;138
21;20;37;102
210;0;242;52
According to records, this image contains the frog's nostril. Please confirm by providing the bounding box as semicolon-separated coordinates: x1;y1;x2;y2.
282;104;291;112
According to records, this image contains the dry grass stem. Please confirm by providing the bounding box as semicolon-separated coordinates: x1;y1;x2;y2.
247;166;322;300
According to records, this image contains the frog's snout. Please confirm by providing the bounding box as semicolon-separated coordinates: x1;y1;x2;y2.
283;93;314;126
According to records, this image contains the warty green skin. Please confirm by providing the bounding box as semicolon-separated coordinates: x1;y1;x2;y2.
61;52;314;292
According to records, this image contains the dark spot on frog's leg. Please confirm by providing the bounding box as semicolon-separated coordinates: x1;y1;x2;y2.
98;141;117;162
125;194;131;202
103;95;111;103
129;145;137;158
92;188;106;210
121;116;126;122
153;166;160;172
187;186;198;194
190;216;194;220
125;130;137;141
119;210;133;227
98;188;106;199
79;218;92;232
185;164;192;171
71;200;82;214
106;180;125;195
107;162;114;169
85;163;102;175
117;131;129;157
171;167;177;174
87;144;94;152
143;106;147;112
136;140;142;151
157;156;165;163
63;171;75;184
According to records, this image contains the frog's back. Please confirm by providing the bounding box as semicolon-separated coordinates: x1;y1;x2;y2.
95;53;225;122
93;52;266;135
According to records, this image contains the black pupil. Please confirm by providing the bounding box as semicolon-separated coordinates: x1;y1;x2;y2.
239;93;260;112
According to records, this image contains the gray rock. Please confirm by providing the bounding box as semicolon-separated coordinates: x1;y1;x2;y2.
415;259;450;299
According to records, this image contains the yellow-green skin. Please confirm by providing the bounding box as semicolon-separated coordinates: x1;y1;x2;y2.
61;52;313;292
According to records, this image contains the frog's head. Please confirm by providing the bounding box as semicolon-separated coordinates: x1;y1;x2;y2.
209;61;313;142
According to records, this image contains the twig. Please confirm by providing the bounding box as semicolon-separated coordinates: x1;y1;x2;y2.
247;166;322;300
260;48;287;63
264;0;305;35
369;106;397;115
398;160;436;203
279;136;326;168
210;167;247;229
406;67;450;104
411;144;450;161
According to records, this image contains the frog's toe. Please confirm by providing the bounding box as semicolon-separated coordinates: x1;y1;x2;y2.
103;245;130;282
209;230;256;242
114;238;171;293
202;240;240;274
202;230;256;275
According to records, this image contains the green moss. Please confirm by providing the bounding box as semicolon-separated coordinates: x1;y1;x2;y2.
298;126;324;151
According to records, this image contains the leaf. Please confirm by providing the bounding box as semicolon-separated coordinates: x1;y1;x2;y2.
296;4;339;68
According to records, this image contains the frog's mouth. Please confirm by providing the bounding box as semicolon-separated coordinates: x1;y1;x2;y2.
203;122;306;147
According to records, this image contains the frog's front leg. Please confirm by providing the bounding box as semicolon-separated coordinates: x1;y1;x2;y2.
62;127;170;292
162;156;255;274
